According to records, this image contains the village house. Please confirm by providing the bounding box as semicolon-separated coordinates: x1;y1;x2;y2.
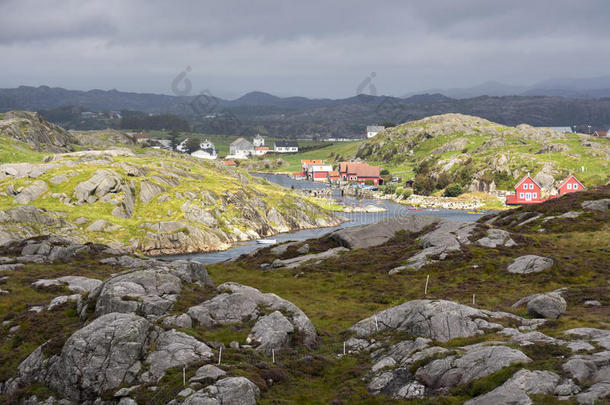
175;138;191;153
274;140;299;153
339;162;383;185
557;174;585;195
253;146;269;156
228;137;254;158
191;139;217;160
593;130;608;137
222;160;236;166
308;164;334;182
366;125;385;138
253;134;265;147
506;174;546;205
131;133;149;143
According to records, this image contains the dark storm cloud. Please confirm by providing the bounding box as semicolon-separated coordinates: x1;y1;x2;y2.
0;0;609;98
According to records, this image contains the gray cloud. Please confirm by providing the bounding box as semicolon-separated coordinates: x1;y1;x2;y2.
0;0;609;98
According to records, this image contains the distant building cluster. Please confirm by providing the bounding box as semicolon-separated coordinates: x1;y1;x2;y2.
296;160;383;186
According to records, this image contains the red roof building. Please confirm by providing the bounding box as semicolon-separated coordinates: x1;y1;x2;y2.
506;174;545;205
593;130;607;137
557;175;585;195
222;160;236;166
338;162;383;185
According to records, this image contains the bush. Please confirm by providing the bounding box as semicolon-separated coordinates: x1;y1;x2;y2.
402;188;412;199
364;180;374;186
381;183;397;195
413;174;436;196
380;169;390;175
436;172;450;189
444;183;463;197
396;186;404;195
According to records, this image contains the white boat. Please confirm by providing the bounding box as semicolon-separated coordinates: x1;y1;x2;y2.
257;239;277;245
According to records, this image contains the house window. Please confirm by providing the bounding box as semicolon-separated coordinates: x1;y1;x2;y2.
567;184;572;190
533;192;537;198
573;184;578;189
530;184;534;189
519;192;524;198
525;193;531;200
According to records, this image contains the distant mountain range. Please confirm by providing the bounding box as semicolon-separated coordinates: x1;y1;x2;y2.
1;82;610;138
413;76;610;99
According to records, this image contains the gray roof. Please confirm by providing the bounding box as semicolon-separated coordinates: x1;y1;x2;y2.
367;125;385;132
231;137;252;148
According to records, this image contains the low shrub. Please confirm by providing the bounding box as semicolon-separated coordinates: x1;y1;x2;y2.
444;183;463;197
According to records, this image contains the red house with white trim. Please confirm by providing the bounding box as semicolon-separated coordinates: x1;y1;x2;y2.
557;175;585;195
506;174;545;205
338;162;383;185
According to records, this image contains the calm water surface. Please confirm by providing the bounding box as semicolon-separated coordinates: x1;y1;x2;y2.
168;173;486;264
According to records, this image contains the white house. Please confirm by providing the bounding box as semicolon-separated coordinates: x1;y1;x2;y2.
228;137;254;158
176;138;190;153
274;140;298;153
191;139;217;159
253;134;265;147
253;146;270;156
366;125;385;138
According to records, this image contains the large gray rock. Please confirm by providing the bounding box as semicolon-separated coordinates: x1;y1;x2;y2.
182;377;260;405
32;276;102;294
507;255;554;274
476;228;516;248
564;328;610;350
527;293;567;319
270;247;348;269
330;215;442;249
94;268;183;318
13;181;48;204
73;169;123;203
143;330;213;382
248;311;294;354
563;351;610;404
187;282;316;348
350;300;507;342
139;181;165;203
47;313;151;400
464;369;576;405
416;345;531;391
189;365;226;384
581;199;610;211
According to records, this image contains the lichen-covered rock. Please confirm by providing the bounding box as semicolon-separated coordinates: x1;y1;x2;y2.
476;228;516;248
46;313;151;401
248;311;294;354
182;376;260;405
94;269;183;318
13;180;48;204
527;293;567;319
507;255;554;274
187;282;317;348
143;330;213;382
350;300;506;342
415;345;531;391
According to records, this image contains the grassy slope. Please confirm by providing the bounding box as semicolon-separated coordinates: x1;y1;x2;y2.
358;117;610;188
0;137;46;163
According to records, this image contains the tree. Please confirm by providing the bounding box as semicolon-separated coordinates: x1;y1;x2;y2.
184;137;201;154
380;168;390;175
414;174;436;196
444;183;464;197
169;130;179;149
436;172;450;189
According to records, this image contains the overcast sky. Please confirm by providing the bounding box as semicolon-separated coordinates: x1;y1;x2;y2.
1;0;609;99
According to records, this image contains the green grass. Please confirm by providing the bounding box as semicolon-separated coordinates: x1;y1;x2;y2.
0;137;46;163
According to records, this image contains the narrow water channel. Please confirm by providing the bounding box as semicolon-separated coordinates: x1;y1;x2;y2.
168;173;485;264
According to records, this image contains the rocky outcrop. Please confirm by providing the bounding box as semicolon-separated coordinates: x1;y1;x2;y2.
187;282;317;350
13;181;48;204
507;255;554;274
47;313;151;400
351;300;525;342
330;216;475;269
476;228;516;248
581;199;610;211
527;293;567;319
0;111;75;152
180;376;260;405
464;369;579;404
